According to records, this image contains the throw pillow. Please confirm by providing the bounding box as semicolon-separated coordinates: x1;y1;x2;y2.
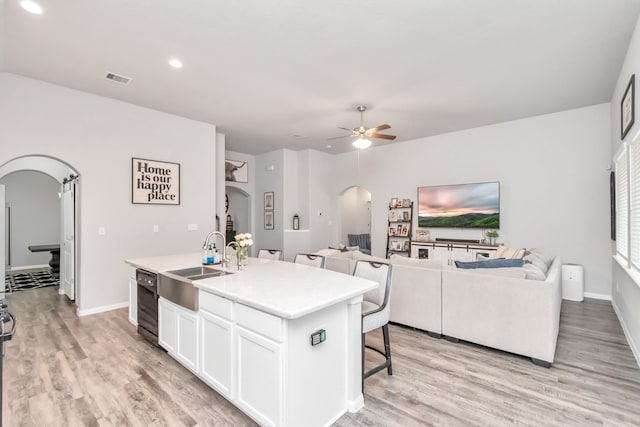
454;258;524;269
462;267;527;279
523;263;546;280
523;253;548;274
353;251;389;265
529;248;554;268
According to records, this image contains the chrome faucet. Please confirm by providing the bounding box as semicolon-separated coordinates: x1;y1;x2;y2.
202;231;227;265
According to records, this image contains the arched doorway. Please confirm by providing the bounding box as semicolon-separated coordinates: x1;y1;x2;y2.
339;186;371;252
0;155;79;302
225;185;251;251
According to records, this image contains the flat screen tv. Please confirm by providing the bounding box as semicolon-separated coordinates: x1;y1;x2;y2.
418;181;500;229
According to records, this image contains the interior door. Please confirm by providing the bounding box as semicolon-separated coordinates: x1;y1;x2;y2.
61;181;75;300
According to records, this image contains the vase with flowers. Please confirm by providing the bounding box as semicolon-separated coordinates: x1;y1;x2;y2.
234;233;253;270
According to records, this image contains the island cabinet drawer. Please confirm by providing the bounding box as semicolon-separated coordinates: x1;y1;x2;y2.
199;291;233;321
236;304;283;343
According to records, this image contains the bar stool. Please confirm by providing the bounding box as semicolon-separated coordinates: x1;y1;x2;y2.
257;249;283;260
293;253;325;268
353;260;393;388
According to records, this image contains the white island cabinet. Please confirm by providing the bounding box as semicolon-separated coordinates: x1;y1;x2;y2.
124;254;377;427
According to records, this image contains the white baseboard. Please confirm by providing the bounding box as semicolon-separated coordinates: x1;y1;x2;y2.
612;299;640;368
8;264;49;272
583;292;612;301
77;301;129;317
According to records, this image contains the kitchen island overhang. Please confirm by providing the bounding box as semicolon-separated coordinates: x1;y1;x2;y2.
125;253;377;427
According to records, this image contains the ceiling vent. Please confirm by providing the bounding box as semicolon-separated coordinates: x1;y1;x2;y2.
105;72;132;85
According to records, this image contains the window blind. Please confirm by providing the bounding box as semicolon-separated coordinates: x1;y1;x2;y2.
631;142;640;268
616;148;629;259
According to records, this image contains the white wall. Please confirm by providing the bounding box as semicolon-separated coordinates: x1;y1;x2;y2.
0;73;217;314
324;104;611;296
254;150;284;252
610;15;640;366
0;170;61;268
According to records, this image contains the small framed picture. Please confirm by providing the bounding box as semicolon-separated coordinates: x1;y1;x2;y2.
264;211;274;230
397;225;403;235
416;228;430;242
389;227;397;237
264;192;274;211
390;197;399;208
403;241;410;251
402;198;411;208
225;159;248;183
622;74;635;139
391;241;401;251
402;211;410;221
388;210;398;222
400;224;409;237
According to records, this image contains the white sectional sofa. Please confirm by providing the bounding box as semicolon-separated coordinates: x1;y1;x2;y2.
441;256;562;366
315;246;562;366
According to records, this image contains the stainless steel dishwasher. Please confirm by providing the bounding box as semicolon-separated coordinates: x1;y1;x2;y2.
136;269;159;346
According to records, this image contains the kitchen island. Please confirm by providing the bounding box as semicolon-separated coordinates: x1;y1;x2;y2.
125;253;377;427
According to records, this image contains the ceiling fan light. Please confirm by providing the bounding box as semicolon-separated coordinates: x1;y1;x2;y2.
352;138;372;149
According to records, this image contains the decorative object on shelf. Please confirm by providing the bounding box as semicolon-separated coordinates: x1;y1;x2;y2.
293;213;300;230
131;157;180;205
225;159;248;183
622;74;635;139
234;233;253;270
486;229;499;245
264;211;274;230
386;199;414;258
264;191;274;210
416;228;430;242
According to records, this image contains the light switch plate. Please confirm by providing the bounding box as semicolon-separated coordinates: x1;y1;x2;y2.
98;226;106;236
153;225;159;233
187;223;198;231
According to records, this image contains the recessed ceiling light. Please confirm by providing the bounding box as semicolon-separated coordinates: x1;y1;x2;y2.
20;1;43;14
169;58;183;69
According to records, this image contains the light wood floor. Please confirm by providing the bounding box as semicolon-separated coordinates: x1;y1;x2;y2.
3;288;640;426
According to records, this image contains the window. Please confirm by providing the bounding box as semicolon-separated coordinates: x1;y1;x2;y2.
616;147;628;259
631;140;640;269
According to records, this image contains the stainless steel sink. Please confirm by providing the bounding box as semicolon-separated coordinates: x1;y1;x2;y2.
159;266;232;310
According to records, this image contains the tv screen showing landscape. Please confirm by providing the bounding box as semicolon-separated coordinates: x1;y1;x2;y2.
418;182;500;229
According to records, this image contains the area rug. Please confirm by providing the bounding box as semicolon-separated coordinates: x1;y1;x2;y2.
4;270;59;293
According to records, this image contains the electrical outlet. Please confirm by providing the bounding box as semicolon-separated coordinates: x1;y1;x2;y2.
187;223;198;231
98;226;106;236
153;225;159;233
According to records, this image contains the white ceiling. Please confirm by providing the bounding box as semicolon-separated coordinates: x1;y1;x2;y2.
2;0;640;154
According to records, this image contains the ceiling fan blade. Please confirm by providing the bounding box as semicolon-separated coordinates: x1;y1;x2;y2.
326;135;353;140
370;133;397;140
366;124;391;134
338;127;356;133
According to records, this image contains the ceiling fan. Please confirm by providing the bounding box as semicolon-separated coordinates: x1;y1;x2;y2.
328;105;396;149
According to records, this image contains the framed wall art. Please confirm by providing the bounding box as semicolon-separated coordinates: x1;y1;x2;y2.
622;74;635;140
264;191;274;210
264;211;274;230
225;159;248;183
132;157;180;205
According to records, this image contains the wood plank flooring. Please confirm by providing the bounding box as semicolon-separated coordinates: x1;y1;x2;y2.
3;288;640;426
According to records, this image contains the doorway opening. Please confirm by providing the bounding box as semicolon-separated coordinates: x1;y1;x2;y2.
0;155;79;303
339;186;372;254
225;186;251;253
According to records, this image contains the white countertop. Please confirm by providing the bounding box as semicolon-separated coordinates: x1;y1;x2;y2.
125;253;377;319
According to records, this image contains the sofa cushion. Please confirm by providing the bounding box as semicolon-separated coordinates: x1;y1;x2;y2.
523;263;546;280
352;251;389;264
313;248;340;257
455;258;524;269
523;253;548;274
390;255;441;270
528;248;553;268
456;267;527;279
493;247;526;259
